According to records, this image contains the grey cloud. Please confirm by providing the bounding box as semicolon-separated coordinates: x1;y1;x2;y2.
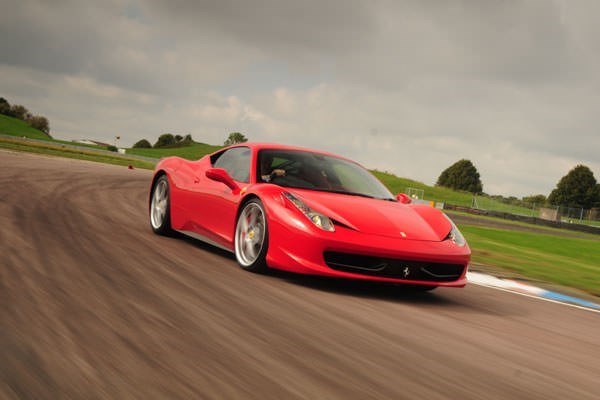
144;0;377;55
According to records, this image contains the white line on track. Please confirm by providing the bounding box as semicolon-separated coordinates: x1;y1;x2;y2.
468;272;600;314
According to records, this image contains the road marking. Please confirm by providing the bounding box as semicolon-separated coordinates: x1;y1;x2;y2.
467;271;600;314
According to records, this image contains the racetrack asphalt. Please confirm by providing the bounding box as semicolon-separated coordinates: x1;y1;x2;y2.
2;150;600;399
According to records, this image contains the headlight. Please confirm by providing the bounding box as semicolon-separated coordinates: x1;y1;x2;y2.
283;192;335;232
443;214;466;247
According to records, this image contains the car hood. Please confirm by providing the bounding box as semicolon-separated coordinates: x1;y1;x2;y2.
291;189;452;241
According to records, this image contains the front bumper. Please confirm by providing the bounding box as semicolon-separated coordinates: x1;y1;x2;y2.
265;214;470;287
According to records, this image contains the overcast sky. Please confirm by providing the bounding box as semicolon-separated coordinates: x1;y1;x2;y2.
1;0;599;197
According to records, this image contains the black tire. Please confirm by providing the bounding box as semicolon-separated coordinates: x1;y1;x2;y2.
234;198;268;273
149;175;173;236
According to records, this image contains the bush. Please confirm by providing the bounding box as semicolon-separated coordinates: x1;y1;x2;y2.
180;134;193;145
224;132;248;146
548;165;599;208
436;159;483;194
154;133;176;148
26;115;50;136
106;145;118;152
9;104;29;120
153;133;194;148
133;139;152;148
0;97;9;115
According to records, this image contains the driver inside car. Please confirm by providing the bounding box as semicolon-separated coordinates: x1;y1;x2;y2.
260;154;286;182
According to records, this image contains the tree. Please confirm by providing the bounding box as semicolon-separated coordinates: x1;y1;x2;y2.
548;165;600;208
0;98;51;137
9;104;29;120
27;115;50;136
180;134;193;145
436;159;483;193
154;133;176;148
522;194;547;205
224;132;247;146
133;139;152;148
0;97;10;115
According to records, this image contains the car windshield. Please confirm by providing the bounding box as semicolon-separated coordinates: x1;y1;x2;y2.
257;149;395;200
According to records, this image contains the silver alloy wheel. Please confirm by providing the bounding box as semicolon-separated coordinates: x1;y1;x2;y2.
235;202;266;267
150;179;168;229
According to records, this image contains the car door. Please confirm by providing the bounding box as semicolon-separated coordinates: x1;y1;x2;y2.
190;146;251;248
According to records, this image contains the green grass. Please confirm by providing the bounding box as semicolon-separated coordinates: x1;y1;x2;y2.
0;114;51;140
459;224;600;296
0;138;155;170
446;210;600;240
472;195;539;217
126;142;222;160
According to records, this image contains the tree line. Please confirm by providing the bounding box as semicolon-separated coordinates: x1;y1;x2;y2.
133;132;248;149
0;97;51;137
133;133;195;149
436;159;600;210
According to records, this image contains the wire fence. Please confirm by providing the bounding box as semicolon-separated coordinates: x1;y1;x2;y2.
470;196;600;227
405;187;600;229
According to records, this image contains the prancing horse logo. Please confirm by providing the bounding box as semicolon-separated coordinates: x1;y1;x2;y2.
402;267;410;278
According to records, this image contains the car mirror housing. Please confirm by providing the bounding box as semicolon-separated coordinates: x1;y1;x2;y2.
396;193;412;204
206;168;240;192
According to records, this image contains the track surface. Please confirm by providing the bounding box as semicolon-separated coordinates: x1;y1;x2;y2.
2;150;600;399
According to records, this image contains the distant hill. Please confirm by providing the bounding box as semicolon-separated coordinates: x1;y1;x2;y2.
0;114;51;140
126;142;222;160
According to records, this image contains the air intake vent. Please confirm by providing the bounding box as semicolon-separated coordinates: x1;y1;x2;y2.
323;252;465;282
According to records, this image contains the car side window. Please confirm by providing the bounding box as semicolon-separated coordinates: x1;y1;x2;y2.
212;147;251;183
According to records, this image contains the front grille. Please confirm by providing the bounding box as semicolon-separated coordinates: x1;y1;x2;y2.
323;251;465;282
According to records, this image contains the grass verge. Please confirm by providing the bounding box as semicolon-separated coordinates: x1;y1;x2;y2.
0;138;155;170
446;210;600;239
460;224;600;296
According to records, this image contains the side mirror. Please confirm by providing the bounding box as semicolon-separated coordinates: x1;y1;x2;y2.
396;193;412;204
206;168;240;192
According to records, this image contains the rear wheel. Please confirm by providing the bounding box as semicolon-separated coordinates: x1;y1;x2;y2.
150;175;173;235
234;199;268;273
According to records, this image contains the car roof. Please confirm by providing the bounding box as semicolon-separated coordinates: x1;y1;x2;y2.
221;142;354;163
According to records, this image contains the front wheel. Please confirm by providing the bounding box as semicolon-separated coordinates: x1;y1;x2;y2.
234;199;268;273
150;175;173;235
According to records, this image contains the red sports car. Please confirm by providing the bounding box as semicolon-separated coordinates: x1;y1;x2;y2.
149;143;470;290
